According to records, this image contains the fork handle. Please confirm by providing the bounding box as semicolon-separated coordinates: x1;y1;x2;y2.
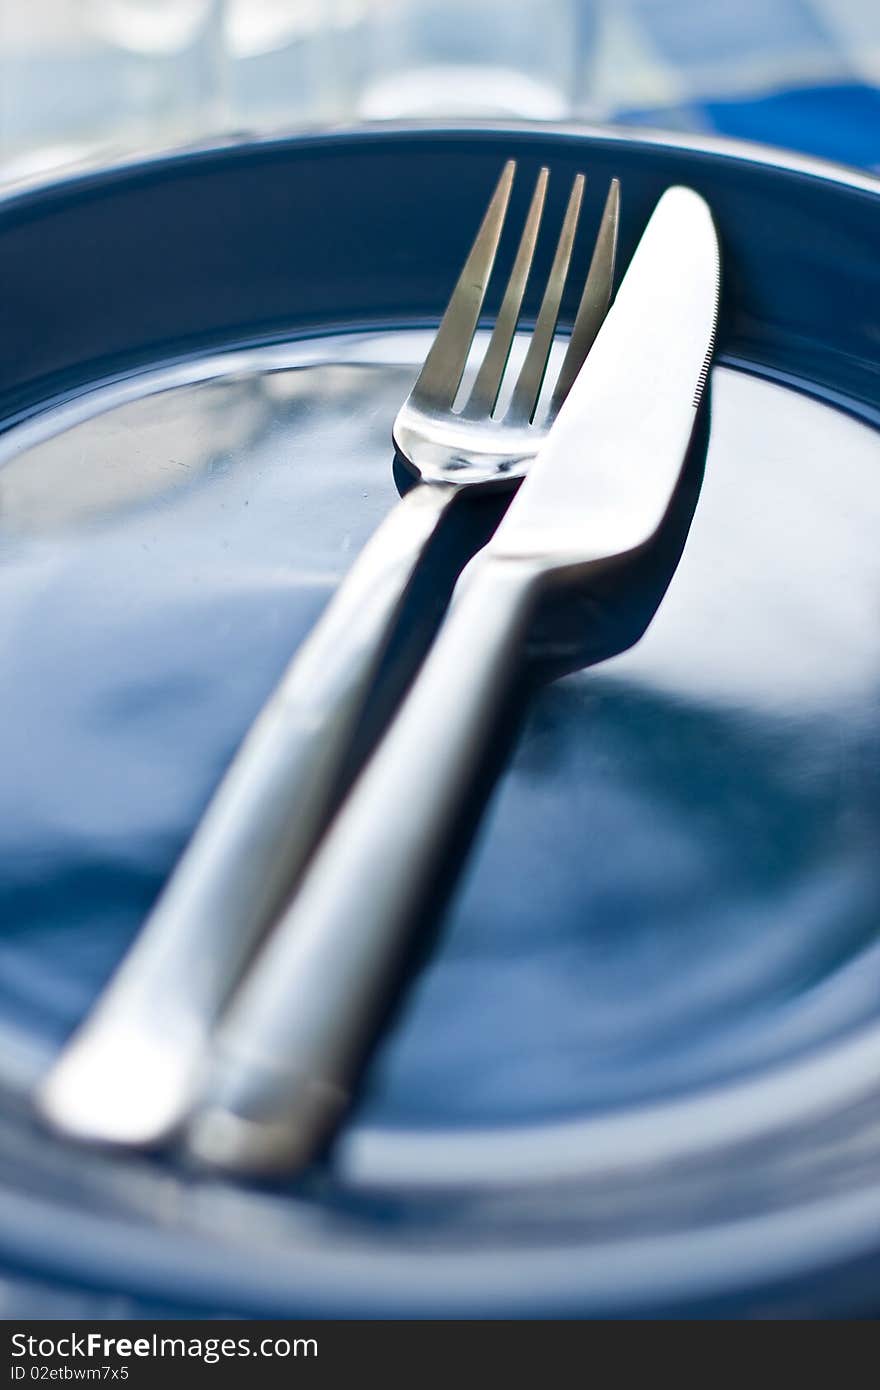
38;479;455;1148
186;554;545;1174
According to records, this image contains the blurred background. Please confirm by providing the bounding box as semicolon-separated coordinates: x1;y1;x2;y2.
1;0;879;188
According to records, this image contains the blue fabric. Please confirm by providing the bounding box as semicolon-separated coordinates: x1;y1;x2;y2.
622;84;880;170
705;84;880;169
603;0;880;172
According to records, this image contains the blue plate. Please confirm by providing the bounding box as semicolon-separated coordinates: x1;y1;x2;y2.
1;124;879;1317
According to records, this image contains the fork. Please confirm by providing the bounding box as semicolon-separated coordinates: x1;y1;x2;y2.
38;160;620;1150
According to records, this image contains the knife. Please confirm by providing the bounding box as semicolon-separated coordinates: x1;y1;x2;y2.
185;184;722;1174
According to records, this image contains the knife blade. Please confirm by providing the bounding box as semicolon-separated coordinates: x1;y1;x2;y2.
491;183;719;564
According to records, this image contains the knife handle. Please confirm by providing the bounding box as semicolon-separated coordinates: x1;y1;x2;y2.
38;480;455;1149
186;554;545;1174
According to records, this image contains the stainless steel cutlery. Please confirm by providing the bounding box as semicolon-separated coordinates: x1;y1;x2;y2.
39;160;621;1150
184;184;721;1174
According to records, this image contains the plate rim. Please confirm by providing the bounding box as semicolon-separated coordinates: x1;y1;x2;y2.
2;117;879;211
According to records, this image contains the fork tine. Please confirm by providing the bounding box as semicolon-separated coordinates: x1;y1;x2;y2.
461;167;549;419
411;160;515;409
548;178;620;419
505;172;585;426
